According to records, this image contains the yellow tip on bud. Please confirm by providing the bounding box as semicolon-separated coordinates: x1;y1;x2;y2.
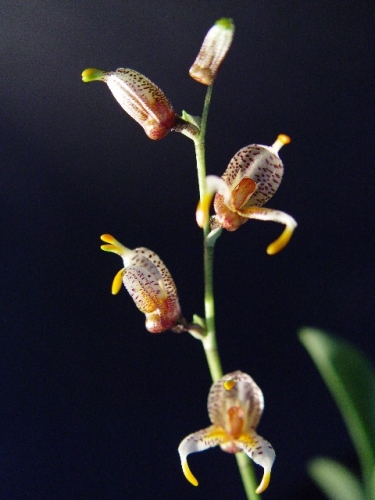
182;461;199;487
271;134;291;153
100;234;126;256
255;470;271;494
224;380;235;391
101;234;115;243
277;134;291;145
81;68;105;83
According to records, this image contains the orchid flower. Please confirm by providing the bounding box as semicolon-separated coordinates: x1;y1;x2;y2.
189;18;235;85
82;68;177;140
178;371;275;494
196;134;297;254
100;234;184;333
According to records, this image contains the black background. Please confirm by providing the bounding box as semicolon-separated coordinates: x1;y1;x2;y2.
1;1;375;499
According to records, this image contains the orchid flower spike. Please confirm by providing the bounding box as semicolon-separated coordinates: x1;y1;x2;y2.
178;371;275;494
189;18;235;85
100;234;184;333
196;134;297;254
82;68;177;140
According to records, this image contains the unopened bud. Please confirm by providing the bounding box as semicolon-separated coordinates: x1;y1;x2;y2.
82;68;176;140
189;18;235;85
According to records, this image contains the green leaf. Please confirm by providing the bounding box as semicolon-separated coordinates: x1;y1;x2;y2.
192;314;206;329
308;457;366;500
181;110;201;129
370;467;375;500
299;327;375;486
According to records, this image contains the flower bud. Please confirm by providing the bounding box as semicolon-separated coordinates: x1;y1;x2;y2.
82;68;176;140
100;234;183;333
189;18;235;85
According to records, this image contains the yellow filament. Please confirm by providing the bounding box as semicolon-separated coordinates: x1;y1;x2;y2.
266;225;295;255
224;380;235;391
182;461;199;487
255;470;271;494
111;268;125;295
277;134;291;145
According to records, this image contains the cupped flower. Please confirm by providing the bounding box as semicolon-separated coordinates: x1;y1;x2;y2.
197;134;297;254
82;68;176;140
178;371;275;494
100;234;184;333
189;18;235;85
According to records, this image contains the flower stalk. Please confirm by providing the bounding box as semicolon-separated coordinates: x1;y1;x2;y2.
236;452;263;500
191;85;261;499
191;84;223;382
83;17;293;499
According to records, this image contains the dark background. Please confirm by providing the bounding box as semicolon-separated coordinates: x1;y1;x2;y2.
1;1;374;499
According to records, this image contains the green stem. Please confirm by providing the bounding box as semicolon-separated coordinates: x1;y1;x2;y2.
195;84;213;201
236;453;262;500
201;233;223;382
193;85;222;382
193;85;261;500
